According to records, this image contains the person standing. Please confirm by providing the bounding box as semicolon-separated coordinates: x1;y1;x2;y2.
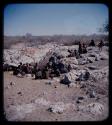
98;40;104;51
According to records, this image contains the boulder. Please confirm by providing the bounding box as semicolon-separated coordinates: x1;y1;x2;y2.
91;66;108;80
95;55;100;61
64;69;90;82
89;90;96;98
6;103;36;121
26;74;32;78
100;52;108;60
54;50;70;58
87;57;95;63
10;82;15;86
66;70;79;82
61;57;78;65
88;66;98;70
47;102;76;114
34;98;50;106
76;96;85;103
79;103;104;115
48;102;66;114
76;69;90;81
69;83;79;88
69;64;78;70
78;60;88;65
88;53;96;57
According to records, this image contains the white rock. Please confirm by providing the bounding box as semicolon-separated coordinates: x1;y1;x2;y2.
61;57;78;65
91;66;108;80
66;70;79;81
6;103;36;121
79;103;104;115
87;57;95;63
100;52;108;60
70;64;78;69
48;102;66;114
34;98;50;106
26;74;32;78
17;73;24;78
10;82;15;86
48;102;76;114
69;83;78;88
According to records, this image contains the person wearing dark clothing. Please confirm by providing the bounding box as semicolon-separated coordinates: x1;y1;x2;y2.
18;62;22;70
68;64;71;72
22;64;27;74
42;66;49;79
84;70;90;80
49;56;55;62
89;40;95;46
57;62;65;73
13;67;19;75
78;42;83;55
98;40;104;51
16;62;23;75
3;64;9;71
82;43;87;53
75;50;80;59
55;69;60;77
35;69;42;79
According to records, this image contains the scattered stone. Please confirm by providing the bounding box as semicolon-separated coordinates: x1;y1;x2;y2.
88;66;97;70
76;100;82;104
26;74;32;78
89;90;96;98
87;57;95;63
69;64;78;70
78;60;87;65
10;82;15;86
46;82;52;85
53;77;60;82
91;66;108;80
80;84;86;89
17;73;24;78
79;103;104;115
100;52;108;60
6;103;36;121
61;57;78;66
76;69;90;81
17;92;22;96
78;97;84;100
54;85;58;88
88;53;96;57
47;102;66;114
69;83;78;88
76;96;84;104
34;98;50;106
95;55;100;61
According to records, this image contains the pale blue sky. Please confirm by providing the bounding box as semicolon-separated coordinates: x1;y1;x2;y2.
4;4;108;36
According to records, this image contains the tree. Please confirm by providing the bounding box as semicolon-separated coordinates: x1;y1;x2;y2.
99;20;109;33
103;23;109;32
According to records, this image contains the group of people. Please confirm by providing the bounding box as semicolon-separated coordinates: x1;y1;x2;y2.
12;52;71;79
78;39;104;55
89;39;104;51
13;62;34;76
78;42;87;55
68;39;104;59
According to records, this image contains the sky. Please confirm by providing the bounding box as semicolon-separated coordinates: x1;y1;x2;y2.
4;4;108;36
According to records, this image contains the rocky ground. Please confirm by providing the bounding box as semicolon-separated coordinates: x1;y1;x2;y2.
3;44;109;121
